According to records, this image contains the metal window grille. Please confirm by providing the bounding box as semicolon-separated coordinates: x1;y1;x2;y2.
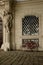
22;39;39;49
22;16;39;35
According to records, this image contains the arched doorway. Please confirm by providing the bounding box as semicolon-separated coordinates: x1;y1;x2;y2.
0;17;3;48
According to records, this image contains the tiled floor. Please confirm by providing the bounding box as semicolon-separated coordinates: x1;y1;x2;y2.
0;51;43;65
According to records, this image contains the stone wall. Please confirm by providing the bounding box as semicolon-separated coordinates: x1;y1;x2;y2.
1;0;43;51
12;1;43;50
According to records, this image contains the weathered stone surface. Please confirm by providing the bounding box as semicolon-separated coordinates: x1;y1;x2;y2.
0;51;43;65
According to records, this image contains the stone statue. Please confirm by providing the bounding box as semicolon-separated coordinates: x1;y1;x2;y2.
4;11;13;32
1;11;13;51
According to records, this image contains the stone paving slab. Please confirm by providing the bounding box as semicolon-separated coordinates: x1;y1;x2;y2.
0;51;43;65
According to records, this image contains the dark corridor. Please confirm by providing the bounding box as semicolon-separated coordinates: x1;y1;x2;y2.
0;17;3;48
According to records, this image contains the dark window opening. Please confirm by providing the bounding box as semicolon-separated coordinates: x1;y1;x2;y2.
22;15;39;35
